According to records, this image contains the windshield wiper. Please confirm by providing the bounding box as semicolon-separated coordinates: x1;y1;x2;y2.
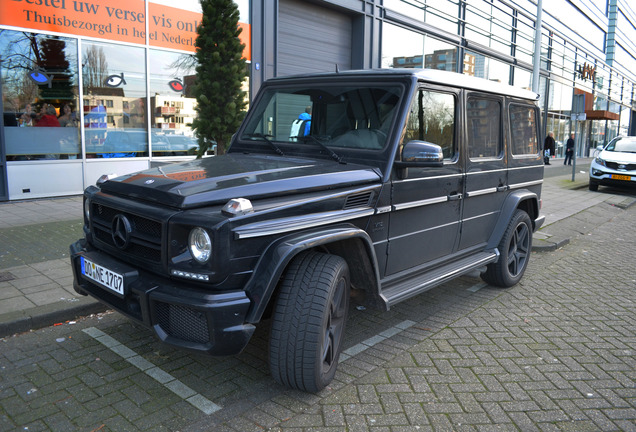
244;133;285;156
299;135;345;164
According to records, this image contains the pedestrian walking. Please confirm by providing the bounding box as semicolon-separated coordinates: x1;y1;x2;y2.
564;133;574;165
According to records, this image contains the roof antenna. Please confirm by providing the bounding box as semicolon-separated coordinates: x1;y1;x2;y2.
335;64;340;73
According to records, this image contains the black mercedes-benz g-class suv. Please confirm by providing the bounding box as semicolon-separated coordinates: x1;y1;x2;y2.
71;69;544;392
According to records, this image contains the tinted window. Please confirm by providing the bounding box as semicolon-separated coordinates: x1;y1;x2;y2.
240;84;402;151
467;97;501;158
509;104;539;155
402;89;456;159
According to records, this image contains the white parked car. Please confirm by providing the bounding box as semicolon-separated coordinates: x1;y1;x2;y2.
589;136;636;191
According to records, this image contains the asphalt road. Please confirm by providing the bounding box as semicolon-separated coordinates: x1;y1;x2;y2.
1;195;635;431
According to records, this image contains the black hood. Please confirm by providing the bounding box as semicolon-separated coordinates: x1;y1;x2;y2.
99;153;382;209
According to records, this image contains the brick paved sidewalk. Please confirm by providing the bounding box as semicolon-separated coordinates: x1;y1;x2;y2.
1;161;635;338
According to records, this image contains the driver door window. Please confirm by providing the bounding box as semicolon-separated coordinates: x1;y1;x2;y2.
402;89;456;159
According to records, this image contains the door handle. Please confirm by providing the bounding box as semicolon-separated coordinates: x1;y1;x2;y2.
496;185;508;192
448;193;462;201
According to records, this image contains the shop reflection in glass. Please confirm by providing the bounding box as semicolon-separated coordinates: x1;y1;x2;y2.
1;32;80;161
82;41;149;158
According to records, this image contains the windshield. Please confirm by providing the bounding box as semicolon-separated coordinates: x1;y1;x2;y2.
239;83;403;153
606;137;636;153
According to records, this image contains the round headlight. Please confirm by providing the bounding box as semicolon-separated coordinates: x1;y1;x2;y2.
189;227;212;263
84;199;90;221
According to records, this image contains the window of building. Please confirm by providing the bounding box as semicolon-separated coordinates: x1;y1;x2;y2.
467;96;501;159
465;51;510;84
464;0;513;56
590;120;607;151
513;67;532;91
509;104;538;155
594;64;610;111
82;41;148;158
546;0;606;52
402;90;456;159
424;1;459;34
1;31;80;161
382;23;459;72
514;15;535;65
546;79;573;155
148;49;199;157
382;24;425;69
619;105;631;136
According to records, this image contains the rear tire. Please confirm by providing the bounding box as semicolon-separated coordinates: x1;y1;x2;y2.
269;252;350;392
481;209;532;287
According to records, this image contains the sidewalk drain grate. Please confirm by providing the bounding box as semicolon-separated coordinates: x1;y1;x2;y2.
0;272;16;282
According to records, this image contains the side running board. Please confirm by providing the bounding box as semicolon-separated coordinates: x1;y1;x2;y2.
380;250;499;309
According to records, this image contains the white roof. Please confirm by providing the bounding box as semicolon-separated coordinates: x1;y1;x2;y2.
273;68;539;101
412;68;539;101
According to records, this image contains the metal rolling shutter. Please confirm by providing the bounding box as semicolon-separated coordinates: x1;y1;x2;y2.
278;0;352;76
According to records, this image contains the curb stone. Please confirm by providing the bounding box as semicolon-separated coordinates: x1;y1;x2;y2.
0;297;106;338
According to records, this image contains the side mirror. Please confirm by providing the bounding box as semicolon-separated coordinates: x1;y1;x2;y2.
396;140;444;165
394;141;444;179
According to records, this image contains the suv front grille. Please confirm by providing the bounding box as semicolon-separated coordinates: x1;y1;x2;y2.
91;203;163;263
606;161;636;171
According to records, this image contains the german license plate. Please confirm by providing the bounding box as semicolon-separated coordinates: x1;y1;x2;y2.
610;174;631;181
81;257;124;295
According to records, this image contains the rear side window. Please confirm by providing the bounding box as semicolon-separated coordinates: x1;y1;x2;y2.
467;96;502;159
402;89;456;159
509;104;539;155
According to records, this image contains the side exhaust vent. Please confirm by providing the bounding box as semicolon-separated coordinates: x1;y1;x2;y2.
344;191;373;209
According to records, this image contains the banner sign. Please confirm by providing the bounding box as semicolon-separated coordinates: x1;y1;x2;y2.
0;0;251;59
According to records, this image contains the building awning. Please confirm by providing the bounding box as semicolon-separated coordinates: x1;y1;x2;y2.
584;110;620;121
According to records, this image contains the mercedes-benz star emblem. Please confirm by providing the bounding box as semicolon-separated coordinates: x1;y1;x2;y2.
112;214;132;249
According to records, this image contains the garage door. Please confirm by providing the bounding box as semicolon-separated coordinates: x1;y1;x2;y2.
278;0;352;76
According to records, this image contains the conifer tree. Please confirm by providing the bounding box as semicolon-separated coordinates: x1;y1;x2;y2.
192;0;247;156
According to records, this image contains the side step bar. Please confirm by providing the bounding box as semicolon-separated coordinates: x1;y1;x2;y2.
380;250;499;309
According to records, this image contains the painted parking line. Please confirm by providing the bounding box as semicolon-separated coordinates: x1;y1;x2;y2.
340;320;416;361
82;327;221;415
467;282;488;292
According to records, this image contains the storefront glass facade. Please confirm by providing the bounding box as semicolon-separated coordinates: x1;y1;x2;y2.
1;0;635;201
2;33;81;161
0;0;249;200
378;0;636;161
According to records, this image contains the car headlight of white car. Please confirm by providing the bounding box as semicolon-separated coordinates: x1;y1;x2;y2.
594;156;606;167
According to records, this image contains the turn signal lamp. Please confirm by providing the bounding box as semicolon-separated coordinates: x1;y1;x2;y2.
222;198;254;217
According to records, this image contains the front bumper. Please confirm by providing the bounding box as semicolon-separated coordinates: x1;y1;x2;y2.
70;240;255;355
589;162;636;189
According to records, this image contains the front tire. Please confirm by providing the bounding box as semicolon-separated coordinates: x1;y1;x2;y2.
481;209;532;287
589;180;599;191
269;252;350;392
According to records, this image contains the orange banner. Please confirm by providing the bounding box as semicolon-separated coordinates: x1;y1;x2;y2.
0;0;251;58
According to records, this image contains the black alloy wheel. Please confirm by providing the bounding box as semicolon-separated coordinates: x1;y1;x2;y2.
481;209;532;287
